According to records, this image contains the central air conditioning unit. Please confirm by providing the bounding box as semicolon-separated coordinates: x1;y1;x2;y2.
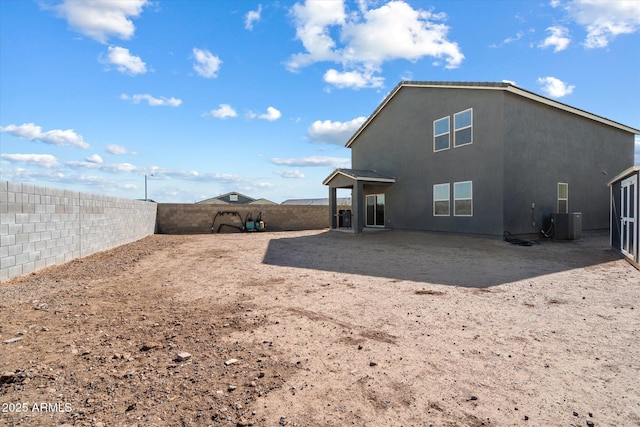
552;212;582;240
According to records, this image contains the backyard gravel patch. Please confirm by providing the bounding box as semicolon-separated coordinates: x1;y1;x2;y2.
1;229;638;426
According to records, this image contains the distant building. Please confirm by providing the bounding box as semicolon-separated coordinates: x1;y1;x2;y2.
196;191;276;205
281;197;352;206
250;198;278;205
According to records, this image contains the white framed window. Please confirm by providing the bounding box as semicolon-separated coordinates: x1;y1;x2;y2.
433;116;450;152
557;183;568;213
433;183;450;216
229;194;238;202
454;181;473;216
454;109;473;147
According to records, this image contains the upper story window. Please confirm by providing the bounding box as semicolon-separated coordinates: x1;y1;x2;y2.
454;109;473;147
433;116;450;152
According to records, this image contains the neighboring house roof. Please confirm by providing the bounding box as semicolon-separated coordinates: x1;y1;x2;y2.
281;198;352;205
322;168;397;185
196;191;275;205
346;81;640;148
196;198;230;204
249;198;277;205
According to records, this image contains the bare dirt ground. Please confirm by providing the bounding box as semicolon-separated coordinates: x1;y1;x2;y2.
1;229;638;427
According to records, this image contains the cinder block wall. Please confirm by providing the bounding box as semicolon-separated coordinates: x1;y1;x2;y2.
156;204;331;234
1;181;158;282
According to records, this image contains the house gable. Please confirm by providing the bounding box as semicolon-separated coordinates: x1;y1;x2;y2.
197;191;267;205
346;81;639;149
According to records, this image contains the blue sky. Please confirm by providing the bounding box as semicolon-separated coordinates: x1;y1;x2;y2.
1;0;639;203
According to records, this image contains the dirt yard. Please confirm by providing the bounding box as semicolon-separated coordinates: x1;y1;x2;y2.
1;229;638;427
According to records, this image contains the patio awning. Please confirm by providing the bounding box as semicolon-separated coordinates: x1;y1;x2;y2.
323;168;396;186
324;169;396;233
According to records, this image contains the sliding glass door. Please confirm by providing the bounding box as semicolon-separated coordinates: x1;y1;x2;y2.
366;194;385;227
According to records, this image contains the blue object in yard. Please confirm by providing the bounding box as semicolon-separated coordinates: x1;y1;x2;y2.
245;212;265;232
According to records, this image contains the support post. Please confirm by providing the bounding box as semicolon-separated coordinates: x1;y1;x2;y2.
352;181;364;233
329;186;338;229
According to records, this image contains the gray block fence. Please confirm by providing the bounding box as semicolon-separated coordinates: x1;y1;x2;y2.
1;181;158;282
1;181;337;282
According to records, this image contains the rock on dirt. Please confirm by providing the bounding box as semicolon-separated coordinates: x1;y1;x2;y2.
175;352;192;361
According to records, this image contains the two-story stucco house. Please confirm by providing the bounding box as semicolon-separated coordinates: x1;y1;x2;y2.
324;81;639;236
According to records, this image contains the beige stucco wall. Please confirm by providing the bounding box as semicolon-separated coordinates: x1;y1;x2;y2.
156;204;331;234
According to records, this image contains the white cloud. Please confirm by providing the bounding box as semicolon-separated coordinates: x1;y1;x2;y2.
400;71;414;81
564;0;640;48
67;160;138;173
120;93;182;107
538;26;571;52
261;106;282;121
275;169;306;179
342;1;464;68
504;31;525;45
537;76;575;98
146;167;253;185
104;46;147;75
323;69;384;89
106;144;136;155
489;31;525;48
86;154;103;164
253;181;274;189
269;156;350;168
0;153;60;169
288;0;346;70
53;0;148;43
245;5;262;30
0;167;62;183
0;122;90;149
308;116;367;145
0;153;275;197
249;106;282;121
192;48;222;78
287;0;464;88
103;163;138;173
207;104;238;119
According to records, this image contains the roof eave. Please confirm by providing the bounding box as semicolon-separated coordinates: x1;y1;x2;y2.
346;82;405;148
345;81;640;149
608;165;640;185
505;85;640;135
